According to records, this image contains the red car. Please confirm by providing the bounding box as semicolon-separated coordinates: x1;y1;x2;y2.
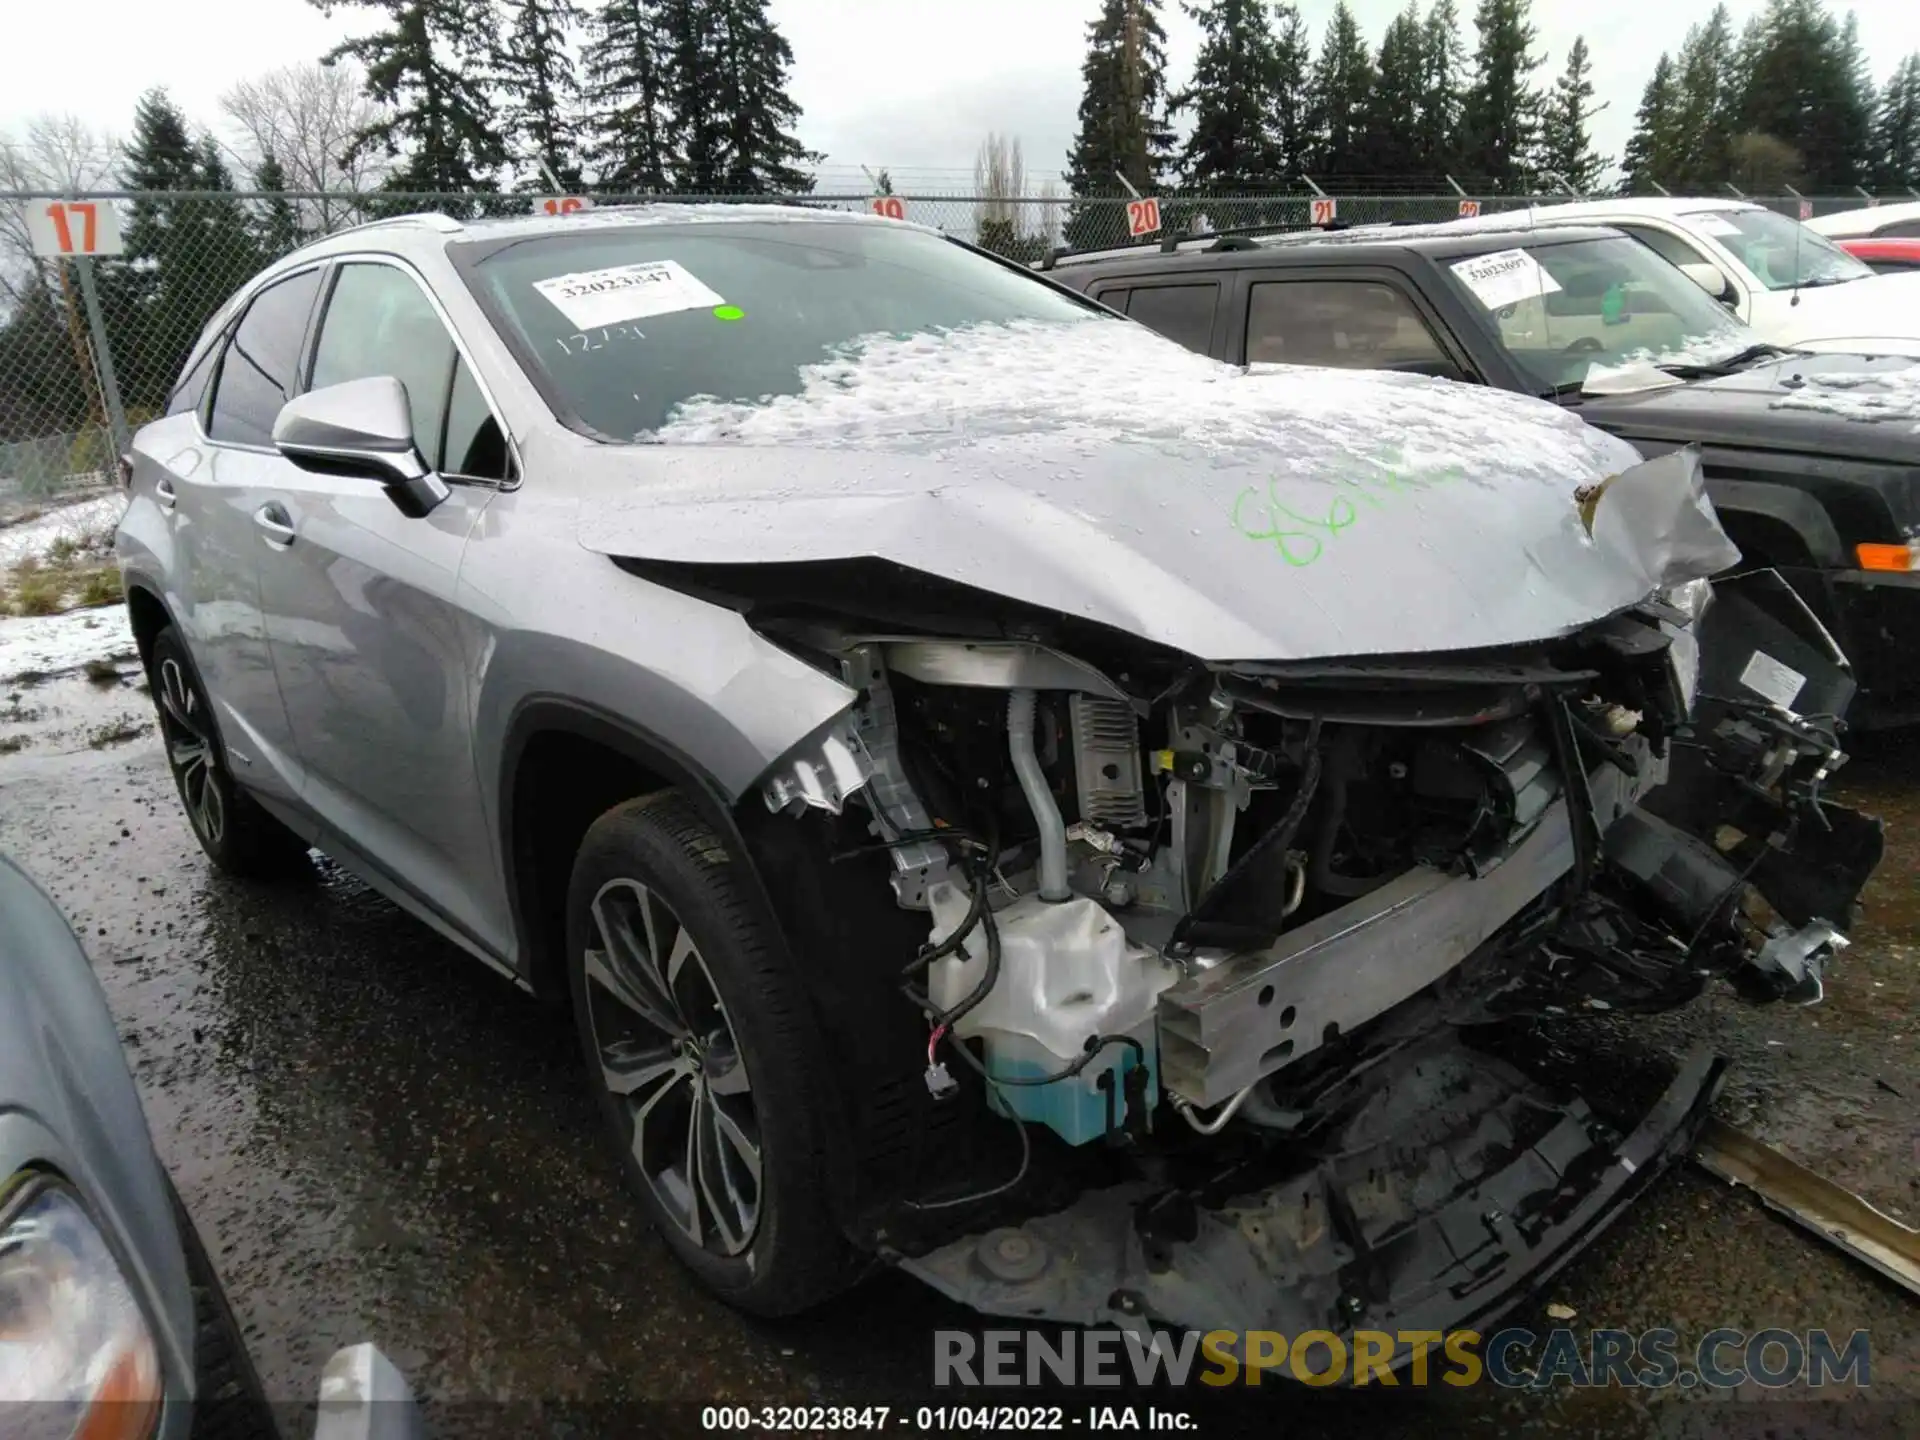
1835;236;1920;274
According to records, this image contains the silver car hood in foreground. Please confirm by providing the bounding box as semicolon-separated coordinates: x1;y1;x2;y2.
576;321;1733;661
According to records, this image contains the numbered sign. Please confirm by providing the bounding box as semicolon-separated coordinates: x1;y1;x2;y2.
1309;197;1338;227
1797;200;1814;221
1867;196;1881;208
539;195;593;217
1126;197;1162;237
869;195;906;220
26;200;124;257
1457;199;1482;218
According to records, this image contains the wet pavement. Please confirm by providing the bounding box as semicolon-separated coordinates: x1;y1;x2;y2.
0;657;1915;1438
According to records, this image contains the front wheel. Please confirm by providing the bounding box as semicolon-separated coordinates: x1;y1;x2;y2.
147;626;310;878
566;792;853;1315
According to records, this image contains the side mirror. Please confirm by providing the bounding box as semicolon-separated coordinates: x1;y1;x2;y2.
272;377;449;518
1678;260;1735;306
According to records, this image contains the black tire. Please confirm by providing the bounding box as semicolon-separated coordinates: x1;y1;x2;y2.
170;1178;280;1440
148;626;310;879
566;791;853;1316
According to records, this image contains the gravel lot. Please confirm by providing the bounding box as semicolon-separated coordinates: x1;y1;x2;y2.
0;651;1914;1438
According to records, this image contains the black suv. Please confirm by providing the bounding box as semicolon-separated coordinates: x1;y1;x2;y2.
1047;222;1920;725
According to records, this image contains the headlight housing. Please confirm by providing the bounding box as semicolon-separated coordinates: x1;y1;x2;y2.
0;1178;162;1439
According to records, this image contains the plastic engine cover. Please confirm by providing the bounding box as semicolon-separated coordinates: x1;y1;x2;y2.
926;885;1178;1145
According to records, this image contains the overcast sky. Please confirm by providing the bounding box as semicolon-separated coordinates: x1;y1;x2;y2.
5;0;1919;187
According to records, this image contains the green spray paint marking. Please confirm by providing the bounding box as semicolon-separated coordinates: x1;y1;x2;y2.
1230;451;1471;567
713;305;746;321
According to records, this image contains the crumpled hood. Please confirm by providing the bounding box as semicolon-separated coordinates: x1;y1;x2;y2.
575;320;1732;662
1767;270;1920;354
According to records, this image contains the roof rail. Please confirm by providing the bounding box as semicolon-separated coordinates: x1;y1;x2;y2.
321;210;467;243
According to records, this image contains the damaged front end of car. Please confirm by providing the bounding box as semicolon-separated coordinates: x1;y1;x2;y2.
648;448;1882;1371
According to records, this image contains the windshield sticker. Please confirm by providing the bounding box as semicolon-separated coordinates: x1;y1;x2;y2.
533;260;726;329
1692;213;1743;237
1450;249;1563;310
1739;650;1807;710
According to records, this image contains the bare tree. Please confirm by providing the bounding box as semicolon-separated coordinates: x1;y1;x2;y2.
973;132;1026;226
1033;178;1063;251
1;114;122;309
220;61;389;225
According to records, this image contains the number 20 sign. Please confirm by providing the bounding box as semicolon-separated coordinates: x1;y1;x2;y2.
27;200;125;258
1126;197;1161;237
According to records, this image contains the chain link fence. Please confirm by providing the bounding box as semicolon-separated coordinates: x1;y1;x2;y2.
0;184;1896;538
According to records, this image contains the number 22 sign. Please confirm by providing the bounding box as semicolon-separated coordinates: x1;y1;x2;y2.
27;200;125;257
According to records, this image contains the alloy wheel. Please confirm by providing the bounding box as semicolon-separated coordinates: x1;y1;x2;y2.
583;877;762;1255
156;656;225;847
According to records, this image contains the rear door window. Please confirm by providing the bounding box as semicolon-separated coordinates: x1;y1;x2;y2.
205;270;323;445
1123;283;1220;355
1245;280;1459;376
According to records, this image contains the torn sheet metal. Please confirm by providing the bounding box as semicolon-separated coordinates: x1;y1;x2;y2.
575;321;1737;662
897;1044;1726;1374
1694;1118;1920;1298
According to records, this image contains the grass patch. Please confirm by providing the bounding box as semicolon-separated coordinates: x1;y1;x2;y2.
10;572;66;616
86;718;148;749
47;535;82;564
74;566;122;608
0;734;26;755
82;656;124;687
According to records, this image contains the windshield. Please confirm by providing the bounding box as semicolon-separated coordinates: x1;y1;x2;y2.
1690;207;1873;291
458;220;1107;438
1445;235;1755;394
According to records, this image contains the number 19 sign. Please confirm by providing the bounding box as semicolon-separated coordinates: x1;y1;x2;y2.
27;200;125;257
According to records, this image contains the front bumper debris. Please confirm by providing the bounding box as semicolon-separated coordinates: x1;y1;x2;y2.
897;1042;1727;1375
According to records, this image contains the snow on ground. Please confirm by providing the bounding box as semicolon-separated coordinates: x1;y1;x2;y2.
0;493;127;567
0;607;135;682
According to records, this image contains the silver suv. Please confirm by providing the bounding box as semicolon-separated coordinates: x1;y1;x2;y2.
116;205;1881;1355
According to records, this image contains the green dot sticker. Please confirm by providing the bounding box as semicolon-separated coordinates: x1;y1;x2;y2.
713;305;745;321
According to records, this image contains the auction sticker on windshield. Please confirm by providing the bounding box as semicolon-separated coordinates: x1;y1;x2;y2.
1450;249;1563;310
533;260;726;329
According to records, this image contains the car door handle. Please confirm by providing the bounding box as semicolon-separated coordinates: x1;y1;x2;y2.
154;477;177;512
254;503;296;547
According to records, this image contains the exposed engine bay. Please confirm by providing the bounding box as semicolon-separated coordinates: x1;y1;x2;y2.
717;556;1884;1356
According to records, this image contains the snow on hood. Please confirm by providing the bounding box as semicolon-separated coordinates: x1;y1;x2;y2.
654;319;1635;470
580;320;1730;662
1768;362;1920;429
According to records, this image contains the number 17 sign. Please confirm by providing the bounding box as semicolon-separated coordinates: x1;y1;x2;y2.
27;200;125;257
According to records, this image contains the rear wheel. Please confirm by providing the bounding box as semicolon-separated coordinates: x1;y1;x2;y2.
148;626;310;878
566;792;853;1315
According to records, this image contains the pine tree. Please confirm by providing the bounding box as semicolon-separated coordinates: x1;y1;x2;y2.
1173;0;1287;190
1734;0;1872;189
1415;0;1467;178
251;153;305;259
112;92;258;411
874;168;894;195
663;0;816;193
1835;12;1878;186
1669;5;1737;190
1621;52;1682;193
500;0;584;187
1458;0;1541;191
1362;5;1427;179
1873;54;1920;188
316;0;509;193
1305;2;1375;179
1271;2;1314;177
583;0;674;190
1536;35;1606;193
1063;0;1176;247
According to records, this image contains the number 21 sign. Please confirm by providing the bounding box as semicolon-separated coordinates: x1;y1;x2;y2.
27;200;124;257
